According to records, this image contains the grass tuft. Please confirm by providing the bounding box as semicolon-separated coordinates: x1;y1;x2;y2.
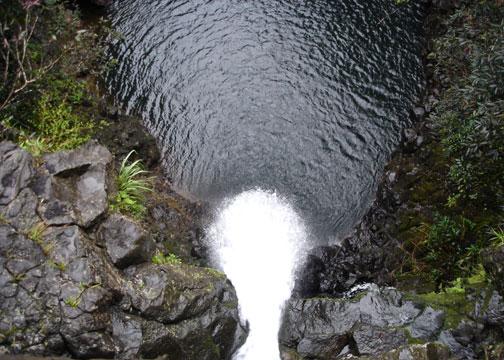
152;250;182;265
110;150;153;219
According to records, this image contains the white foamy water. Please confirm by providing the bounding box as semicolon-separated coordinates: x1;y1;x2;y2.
207;189;308;360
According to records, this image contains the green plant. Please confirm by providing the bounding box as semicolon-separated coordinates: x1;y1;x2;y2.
111;150;153;218
47;259;66;272
27;222;46;245
152;251;182;265
19;135;49;156
64;296;80;308
490;226;504;246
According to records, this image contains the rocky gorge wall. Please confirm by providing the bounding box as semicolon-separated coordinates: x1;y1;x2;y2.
0;140;247;359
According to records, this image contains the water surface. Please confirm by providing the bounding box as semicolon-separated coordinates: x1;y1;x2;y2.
107;0;424;242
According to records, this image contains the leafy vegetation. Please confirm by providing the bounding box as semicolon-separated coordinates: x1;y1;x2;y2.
152;251;182;265
395;1;504;289
110;150;153;219
0;0;105;153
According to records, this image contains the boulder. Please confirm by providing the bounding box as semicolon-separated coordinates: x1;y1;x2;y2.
43;140;112;176
39;141;112;227
280;285;425;358
99;214;154;269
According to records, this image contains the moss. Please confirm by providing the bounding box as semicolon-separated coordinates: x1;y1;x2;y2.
222;301;238;310
205;268;226;280
404;269;488;331
403;328;426;345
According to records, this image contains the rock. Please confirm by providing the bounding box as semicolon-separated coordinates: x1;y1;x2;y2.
95;114;160;168
0;188;40;232
88;0;112;6
413;106;426;120
353;324;408;356
0;142;34;206
127;263;247;359
40;142;111;227
280;285;422;358
482;291;504;326
99;214;153;269
409;306;445;341
482;245;504;296
43;140;111;176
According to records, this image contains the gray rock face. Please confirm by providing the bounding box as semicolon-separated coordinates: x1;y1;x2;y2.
43;140;112;176
0;142;34;206
0;141;246;360
409;306;445;341
99;214;153;269
280;285;425;358
1;188;40;232
38;141;112;227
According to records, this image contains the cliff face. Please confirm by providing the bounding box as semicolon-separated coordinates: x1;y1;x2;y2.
0;140;247;359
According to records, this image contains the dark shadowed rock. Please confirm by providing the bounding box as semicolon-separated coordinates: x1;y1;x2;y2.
0;142;34;206
99;214;153;269
483;245;504;296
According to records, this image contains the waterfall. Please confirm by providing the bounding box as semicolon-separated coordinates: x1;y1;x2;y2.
207;189;308;360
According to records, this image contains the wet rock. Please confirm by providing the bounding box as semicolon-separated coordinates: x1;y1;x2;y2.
124;263;246;359
409;306;445;341
99;214;153;269
0;142;34;206
280;285;421;358
353;324;407;356
0;140;246;359
482;245;504;296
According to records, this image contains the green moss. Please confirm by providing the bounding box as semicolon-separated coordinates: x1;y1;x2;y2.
222;301;238;310
403;328;426;345
405;290;469;329
205;268;226;280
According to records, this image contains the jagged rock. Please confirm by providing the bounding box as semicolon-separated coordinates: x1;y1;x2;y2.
0;142;34;206
39;142;111;227
99;214;153;269
279;285;423;358
483;245;504;296
43;140;112;176
0;188;40;232
409;306;445;341
0;140;246;360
